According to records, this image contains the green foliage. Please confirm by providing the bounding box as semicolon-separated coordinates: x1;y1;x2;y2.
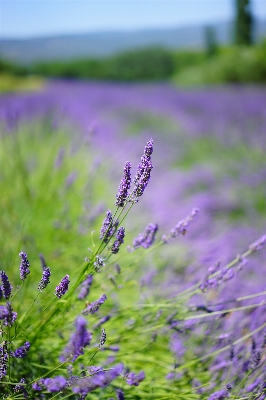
30;47;175;81
173;41;266;85
204;26;218;58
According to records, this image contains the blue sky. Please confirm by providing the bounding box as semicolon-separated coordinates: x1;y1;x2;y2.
1;0;266;39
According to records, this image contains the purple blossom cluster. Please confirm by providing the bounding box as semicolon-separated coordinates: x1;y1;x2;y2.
78;274;93;299
38;266;51;292
131;139;153;202
82;294;107;315
60;316;92;362
100;210;117;243
115;161;131;207
0;271;12;300
55;275;70;298
111;226;125;254
19;251;30;280
0;302;17;327
132;222;158;249
12;341;30;358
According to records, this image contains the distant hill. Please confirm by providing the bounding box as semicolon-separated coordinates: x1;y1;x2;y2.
1;19;266;65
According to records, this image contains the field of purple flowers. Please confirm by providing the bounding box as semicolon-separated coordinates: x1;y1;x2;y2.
0;81;266;399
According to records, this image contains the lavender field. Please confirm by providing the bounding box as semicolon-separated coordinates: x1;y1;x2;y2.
1;81;266;399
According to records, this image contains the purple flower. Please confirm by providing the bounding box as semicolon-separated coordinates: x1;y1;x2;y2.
131;139;153;201
38;266;51;292
115;161;131;207
4;302;17;327
100;210;116;243
55;275;70;298
125;370;145;386
116;389;125;400
19;251;30;280
208;389;230;399
78;274;93;300
0;271;12;299
13;341;30;358
111;227;125;254
170;208;200;237
0;341;8;380
43;376;67;393
13;378;28;397
133;223;158;249
82;294;107;315
32;379;44;391
93;315;111;329
60;316;92;362
249;235;266;252
99;328;107;349
71;363;124;395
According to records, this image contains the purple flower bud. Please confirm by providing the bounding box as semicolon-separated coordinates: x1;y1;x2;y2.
19;251;30;280
111;227;125;254
208;389;230;400
116;389;125;400
170;208;199;237
55;275;70;298
0;271;12;300
13;342;30;358
82;294;107;315
14;378;28;397
78;274;93;300
99;328;107;349
130;139;153;202
115;161;131;207
38;266;51;292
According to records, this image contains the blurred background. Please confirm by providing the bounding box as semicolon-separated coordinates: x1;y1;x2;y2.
0;0;266;86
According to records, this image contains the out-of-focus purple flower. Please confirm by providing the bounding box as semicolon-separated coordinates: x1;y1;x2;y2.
12;342;30;358
125;370;145;386
131;139;153;202
43;376;67;393
94;255;105;272
115;161;131;207
246;377;262;392
249;235;266;252
82;294;107;315
208;389;230;399
0;306;8;321
133;223;158;249
111;227;125;254
65;171;77;188
93;314;111;329
170;208;200;237
0;271;12;299
54;147;65;169
0;341;8;380
250;350;261;370
55;275;70;298
32;379;44;391
170;332;186;358
38;266;51;292
78;274;93;300
71;363;124;395
4;302;17;327
19;251;30;281
60;316;92;362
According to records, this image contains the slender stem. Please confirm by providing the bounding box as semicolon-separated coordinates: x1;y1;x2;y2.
18;292;40;325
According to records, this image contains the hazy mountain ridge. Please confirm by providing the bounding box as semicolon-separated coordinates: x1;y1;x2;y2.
1;19;266;64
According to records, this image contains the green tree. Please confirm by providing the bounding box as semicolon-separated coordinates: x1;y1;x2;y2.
235;0;253;45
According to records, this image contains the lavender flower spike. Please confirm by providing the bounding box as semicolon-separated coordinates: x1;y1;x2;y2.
0;341;8;380
249;234;266;252
60;316;92;362
131;139;153;201
82;294;107;315
13;342;30;358
55;275;70;298
133;223;158;249
111;227;125;254
38;266;51;292
19;251;30;280
78;274;93;300
0;271;12;300
100;209;116;243
170;207;200;237
115;161;131;207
